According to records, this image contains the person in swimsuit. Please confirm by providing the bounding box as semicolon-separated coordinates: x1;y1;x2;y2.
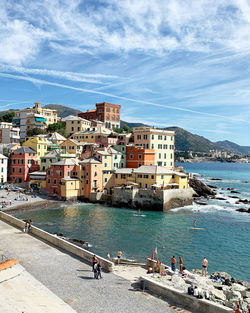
179;256;183;272
201;257;208;276
193;220;197;228
117;250;122;264
171;256;176;272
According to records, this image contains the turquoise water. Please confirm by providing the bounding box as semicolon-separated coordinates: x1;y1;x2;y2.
14;163;250;282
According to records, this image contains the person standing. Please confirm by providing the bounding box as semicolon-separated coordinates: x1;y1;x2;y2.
201;257;208;276
171;256;176;272
179;256;183;272
92;255;98;271
117;250;122;264
96;262;102;279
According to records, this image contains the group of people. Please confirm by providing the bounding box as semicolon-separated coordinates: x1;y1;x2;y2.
23;220;32;233
170;255;208;276
233;301;250;313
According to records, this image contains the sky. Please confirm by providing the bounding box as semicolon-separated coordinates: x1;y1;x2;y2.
1;0;250;145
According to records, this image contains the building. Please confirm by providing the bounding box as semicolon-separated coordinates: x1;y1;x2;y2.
0;122;20;144
0;153;8;183
126;146;155;168
40;149;76;171
46;159;78;198
23;136;48;158
47;132;66;145
133;127;175;169
114;165;188;190
13;102;59;139
108;147;125;169
9;147;40;183
63;115;91;137
70;126;111;143
60;138;85;156
78;102;121;129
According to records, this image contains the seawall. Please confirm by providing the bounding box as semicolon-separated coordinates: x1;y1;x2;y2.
0;211;114;272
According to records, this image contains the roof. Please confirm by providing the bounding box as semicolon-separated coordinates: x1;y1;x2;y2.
79;156;102;164
62;115;90;122
62;177;80;181
108;147;122;155
134;165;175;175
0;153;7;159
53;159;79;166
49;132;66;141
12;147;37;154
43;149;61;158
115;168;133;174
95;150;111;156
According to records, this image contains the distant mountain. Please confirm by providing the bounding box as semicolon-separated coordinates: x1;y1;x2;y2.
215;140;250;155
120;120;148;128
164;126;220;153
44;104;81;118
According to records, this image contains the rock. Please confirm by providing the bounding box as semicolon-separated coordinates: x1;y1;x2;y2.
232;283;247;297
224;290;242;301
229;196;240;199
245;298;250;304
194;201;207;205
207;185;217;189
210;288;227;301
239;199;250;204
210;178;222;181
192;269;202;275
171;275;188;291
237;280;250;290
236;208;250;213
189;178;216;197
230;190;240;194
215;197;227;200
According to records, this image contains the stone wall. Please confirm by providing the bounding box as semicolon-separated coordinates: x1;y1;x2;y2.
0;211;114;272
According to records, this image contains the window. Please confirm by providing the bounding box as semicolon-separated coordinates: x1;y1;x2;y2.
172;175;175;179
145;183;148;188
121;174;126;179
144;175;148;178
158;144;162;149
1;168;3;173
138;174;142;178
54;179;57;184
164;136;167;140
104;163;107;167
151;144;154;149
143;134;147;140
158;135;162;140
104;156;107;159
151;175;154;179
48;170;50;175
164;153;166;159
137;135;141;140
104;178;107;183
161;175;164;179
48;178;50;183
152;134;154;140
170;153;173;159
171;136;173;141
94;172;97;176
138;163;142;167
138;154;142;159
67;171;70;176
130;154;134;159
159;153;161;159
12;168;15;173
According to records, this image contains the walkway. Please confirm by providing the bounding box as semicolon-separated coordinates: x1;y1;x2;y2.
0;219;190;313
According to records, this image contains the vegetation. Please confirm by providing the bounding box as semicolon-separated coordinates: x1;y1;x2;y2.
0;112;15;123
47;121;66;136
27;128;46;136
113;124;132;134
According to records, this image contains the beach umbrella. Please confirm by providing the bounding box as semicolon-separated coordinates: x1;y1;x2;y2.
151;251;154;260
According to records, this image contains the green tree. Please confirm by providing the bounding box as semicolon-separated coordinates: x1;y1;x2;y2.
113;127;124;134
0;112;15;123
47;121;66;136
123;124;132;133
27;127;46;136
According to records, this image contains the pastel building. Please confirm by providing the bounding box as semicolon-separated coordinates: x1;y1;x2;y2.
9;147;40;183
78;102;121;129
126;146;155;168
23;136;48;157
133;127;175;169
60;138;84;156
63;115;91;137
0;153;8;183
0;122;20;144
40;149;76;171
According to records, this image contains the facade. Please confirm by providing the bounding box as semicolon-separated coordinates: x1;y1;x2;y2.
70;126;111;143
46;159;78;198
92;150;112;170
9;147;40;183
47;132;66;145
114;166;188;190
108;147;125;169
126;146;155;168
0;153;8;183
78;102;121;129
23;136;48;158
0;122;20;144
63;116;91;137
40;149;76;171
13;102;59;139
60;138;84;156
133;127;175;169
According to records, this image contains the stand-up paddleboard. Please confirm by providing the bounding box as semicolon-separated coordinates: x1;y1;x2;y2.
133;214;146;217
188;227;204;230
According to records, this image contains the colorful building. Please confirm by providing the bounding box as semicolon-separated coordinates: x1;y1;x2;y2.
40;149;76;171
78;102;121;129
23;135;48;157
0;153;8;183
60;138;84;156
133;127;175;169
0;122;20;144
9;147;40;183
126;146;155;168
46;159;78;198
63;115;91;137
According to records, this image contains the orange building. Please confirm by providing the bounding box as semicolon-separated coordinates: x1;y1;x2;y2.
78;102;121;129
126;146;155;168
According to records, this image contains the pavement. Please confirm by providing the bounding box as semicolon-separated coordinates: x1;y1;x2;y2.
0;219;192;313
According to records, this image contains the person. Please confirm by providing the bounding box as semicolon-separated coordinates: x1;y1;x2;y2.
193;220;197;228
93;262;98;279
201;257;208;276
247;304;250;313
96;262;102;279
188;285;194;296
117;250;122;264
171;256;176;272
179;256;183;272
233;301;242;313
147;267;153;274
23;222;29;233
193;286;199;297
92;255;98;271
106;252;111;260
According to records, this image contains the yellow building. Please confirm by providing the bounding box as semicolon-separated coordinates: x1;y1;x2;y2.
92;150;112;170
114;165;188;190
64;116;91;137
60;138;84;156
133;127;175;169
23;135;48;157
69;127;111;143
60;177;81;200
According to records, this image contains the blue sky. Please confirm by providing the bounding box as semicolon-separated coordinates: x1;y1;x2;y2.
1;0;250;145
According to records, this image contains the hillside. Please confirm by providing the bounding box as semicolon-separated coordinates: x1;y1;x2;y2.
215;140;250;155
44;104;81;118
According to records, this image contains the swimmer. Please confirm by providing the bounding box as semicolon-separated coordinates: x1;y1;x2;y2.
193;220;197;228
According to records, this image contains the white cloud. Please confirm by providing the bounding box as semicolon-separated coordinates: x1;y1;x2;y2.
2;0;250;64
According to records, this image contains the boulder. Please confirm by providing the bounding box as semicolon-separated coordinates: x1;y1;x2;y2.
232;283;247;297
224;290;242;302
210;288;227;301
171;275;188;292
189;178;216;197
244;298;250;305
211;271;232;280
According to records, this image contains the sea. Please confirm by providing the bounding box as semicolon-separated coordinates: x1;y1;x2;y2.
13;162;250;282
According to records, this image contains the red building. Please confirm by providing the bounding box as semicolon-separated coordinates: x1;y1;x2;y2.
46;159;78;198
78;102;121;129
126;146;155;168
9;147;40;183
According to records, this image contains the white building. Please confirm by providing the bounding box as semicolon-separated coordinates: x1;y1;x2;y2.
0;122;20;144
0;153;8;183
